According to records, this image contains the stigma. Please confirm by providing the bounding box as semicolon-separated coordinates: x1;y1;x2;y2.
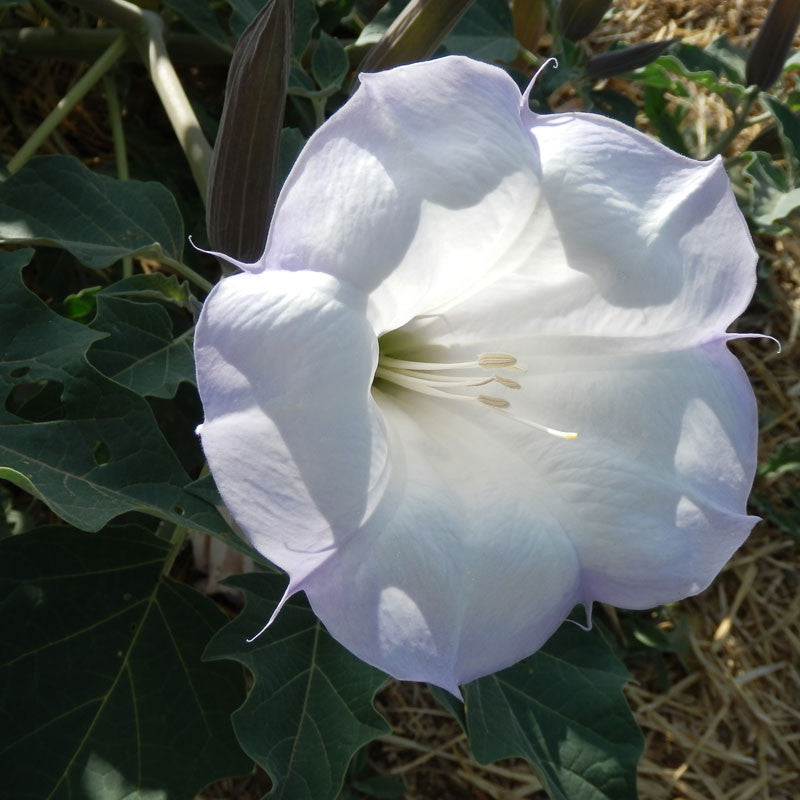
375;352;577;440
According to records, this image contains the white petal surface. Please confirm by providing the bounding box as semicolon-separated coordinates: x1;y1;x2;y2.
300;336;756;689
301;388;582;692
258;56;546;335
430;109;756;350
195;269;387;580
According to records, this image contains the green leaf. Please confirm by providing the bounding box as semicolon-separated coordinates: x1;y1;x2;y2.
162;0;233;48
632;41;747;101
87;295;195;399
355;0;406;46
734;150;800;229
588;89;639;127
749;491;800;544
101;272;193;306
293;0;319;57
758;442;800;478
62;285;102;321
0;524;251;799
0;155;185;270
642;85;689;155
312;31;349;89
204;572;390;800
0;249;231;541
445;0;518;63
464;619;643;800
760;93;800;179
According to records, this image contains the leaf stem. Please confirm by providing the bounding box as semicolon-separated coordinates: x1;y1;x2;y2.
160;254;214;293
103;73;133;278
6;32;129;174
161;523;188;577
706;87;759;159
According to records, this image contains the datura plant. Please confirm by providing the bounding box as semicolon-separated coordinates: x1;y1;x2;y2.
195;55;759;695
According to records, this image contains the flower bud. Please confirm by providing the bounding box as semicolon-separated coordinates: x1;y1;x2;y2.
358;0;476;74
586;38;679;80
745;0;800;90
206;0;291;261
557;0;612;41
513;0;548;53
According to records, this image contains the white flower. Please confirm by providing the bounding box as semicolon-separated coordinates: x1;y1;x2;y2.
195;56;759;694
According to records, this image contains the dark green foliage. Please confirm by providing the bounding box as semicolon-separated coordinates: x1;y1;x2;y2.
205;573;391;799
0;156;185;270
464;620;643;800
0;524;251;799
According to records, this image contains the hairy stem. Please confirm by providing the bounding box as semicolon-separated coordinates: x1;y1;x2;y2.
70;0;214;200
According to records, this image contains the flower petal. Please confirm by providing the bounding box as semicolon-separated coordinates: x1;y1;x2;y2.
429;110;756;350
299;388;582;691
194;269;387;579
259;56;545;335
469;338;758;608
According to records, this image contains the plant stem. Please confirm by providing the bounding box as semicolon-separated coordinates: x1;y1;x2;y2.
70;0;214;201
138;10;212;200
103;73;133;277
1;28;230;64
706;88;759;159
161;524;188;577
7;32;129;174
160;254;214;293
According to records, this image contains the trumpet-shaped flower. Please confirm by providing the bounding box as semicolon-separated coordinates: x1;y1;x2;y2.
195;56;759;694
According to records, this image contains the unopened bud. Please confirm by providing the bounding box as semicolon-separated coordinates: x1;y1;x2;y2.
745;0;800;90
358;0;476;75
557;0;613;41
513;0;548;53
206;0;292;261
586;38;680;80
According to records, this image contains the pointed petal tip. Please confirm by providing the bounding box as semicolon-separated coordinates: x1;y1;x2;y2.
245;581;300;644
188;234;261;273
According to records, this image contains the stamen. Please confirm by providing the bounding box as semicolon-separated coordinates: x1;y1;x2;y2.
493;375;521;390
375;349;577;441
390;367;493;387
478;395;510;409
477;352;517;369
374;367;476;400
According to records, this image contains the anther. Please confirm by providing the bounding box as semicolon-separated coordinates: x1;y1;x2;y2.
477;353;517;369
493;375;521;390
478;395;510;409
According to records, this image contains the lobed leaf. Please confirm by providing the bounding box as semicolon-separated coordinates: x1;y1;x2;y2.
88;295;195;399
0;155;184;270
0;250;237;546
0;524;251;799
204;572;390;800
463;619;643;800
